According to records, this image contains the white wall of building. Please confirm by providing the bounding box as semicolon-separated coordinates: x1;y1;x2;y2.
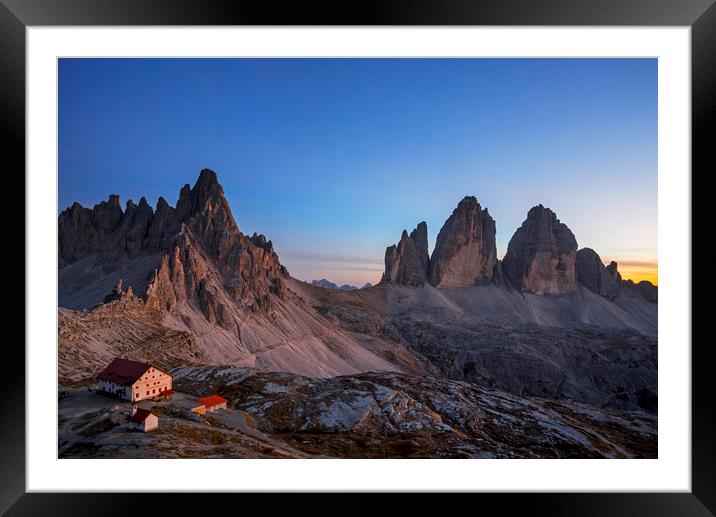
130;367;172;402
128;413;159;432
143;413;159;432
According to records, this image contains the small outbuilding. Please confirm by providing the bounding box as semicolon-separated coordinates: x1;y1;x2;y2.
196;394;229;413
190;402;206;415
126;406;159;432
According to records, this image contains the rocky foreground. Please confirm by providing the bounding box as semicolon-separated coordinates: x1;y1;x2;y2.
59;366;656;459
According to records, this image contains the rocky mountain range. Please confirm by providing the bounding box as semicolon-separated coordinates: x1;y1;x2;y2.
380;197;656;304
308;279;372;291
58;169;658;458
59;169;421;378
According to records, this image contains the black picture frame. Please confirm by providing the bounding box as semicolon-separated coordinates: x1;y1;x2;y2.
1;0;713;514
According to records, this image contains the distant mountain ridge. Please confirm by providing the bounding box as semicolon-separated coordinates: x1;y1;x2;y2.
308;279;373;291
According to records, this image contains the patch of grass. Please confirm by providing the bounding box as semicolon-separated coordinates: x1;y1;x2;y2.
78;416;118;437
204;429;229;445
172;424;206;444
241;412;258;430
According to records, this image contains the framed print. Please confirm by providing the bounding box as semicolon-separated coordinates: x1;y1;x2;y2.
1;0;714;514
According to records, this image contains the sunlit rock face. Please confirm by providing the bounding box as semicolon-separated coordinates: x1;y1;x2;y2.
501;205;577;295
59;169;288;318
428;196;497;288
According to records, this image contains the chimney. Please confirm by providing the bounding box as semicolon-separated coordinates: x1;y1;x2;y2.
130;403;137;416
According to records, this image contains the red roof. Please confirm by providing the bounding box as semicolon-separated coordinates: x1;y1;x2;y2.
97;358;171;386
97;358;151;385
126;408;156;423
197;394;229;408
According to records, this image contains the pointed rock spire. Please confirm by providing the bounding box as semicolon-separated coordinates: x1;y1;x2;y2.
410;221;430;277
429;196;496;288
190;169;224;211
175;184;192;221
382;223;430;287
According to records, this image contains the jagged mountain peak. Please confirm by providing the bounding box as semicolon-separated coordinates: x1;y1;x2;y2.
410;221;427;238
526;203;563;225
103;194;121;208
382;221;430;287
59;169;289;317
502;205;577;294
196;167;220;188
428;195;496;288
187;169;224;209
458;195;478;206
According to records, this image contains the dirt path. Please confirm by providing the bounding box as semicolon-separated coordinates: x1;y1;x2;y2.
201;407;316;458
144;390;316;458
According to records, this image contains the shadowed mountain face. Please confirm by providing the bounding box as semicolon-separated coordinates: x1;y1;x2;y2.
501;205;578;295
576;248;622;301
295;279;657;415
382;224;430;287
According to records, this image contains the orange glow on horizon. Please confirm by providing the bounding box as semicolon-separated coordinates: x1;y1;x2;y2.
600;256;657;286
290;258;658;288
618;267;658;286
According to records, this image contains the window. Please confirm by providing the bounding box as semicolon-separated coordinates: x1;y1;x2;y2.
152;389;156;394
146;391;149;396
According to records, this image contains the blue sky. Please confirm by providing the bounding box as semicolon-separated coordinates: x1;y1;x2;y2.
59;58;657;285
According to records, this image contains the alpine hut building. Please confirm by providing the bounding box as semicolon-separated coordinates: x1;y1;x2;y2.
97;358;173;402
